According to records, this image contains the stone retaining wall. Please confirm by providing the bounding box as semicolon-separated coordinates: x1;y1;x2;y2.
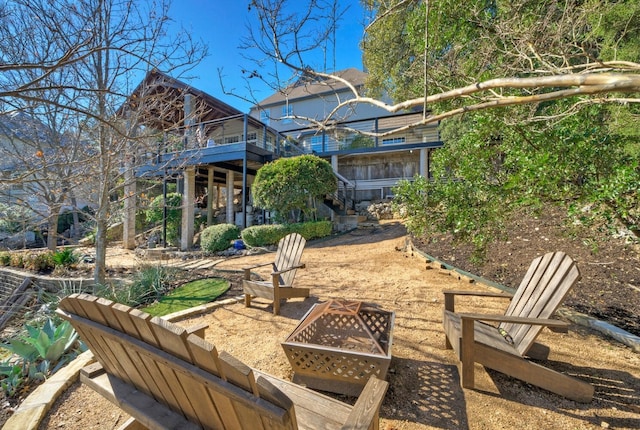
0;267;95;297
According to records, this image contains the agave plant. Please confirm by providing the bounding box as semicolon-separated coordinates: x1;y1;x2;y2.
0;363;23;397
0;318;83;396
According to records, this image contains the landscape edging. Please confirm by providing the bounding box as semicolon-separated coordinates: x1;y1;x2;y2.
404;238;640;354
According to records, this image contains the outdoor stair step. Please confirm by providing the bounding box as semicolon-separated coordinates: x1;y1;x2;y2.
171;259;225;270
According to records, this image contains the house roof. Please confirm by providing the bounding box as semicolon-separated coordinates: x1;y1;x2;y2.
121;70;263;132
253;68;368;108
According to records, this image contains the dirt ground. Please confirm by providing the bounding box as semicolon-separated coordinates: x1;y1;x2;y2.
36;220;640;430
413;205;640;338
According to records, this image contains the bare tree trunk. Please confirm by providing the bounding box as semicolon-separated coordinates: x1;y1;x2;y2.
93;214;108;286
71;196;80;239
47;210;60;251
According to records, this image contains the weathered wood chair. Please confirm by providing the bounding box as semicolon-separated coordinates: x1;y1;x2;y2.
56;293;388;430
243;232;309;315
442;251;594;402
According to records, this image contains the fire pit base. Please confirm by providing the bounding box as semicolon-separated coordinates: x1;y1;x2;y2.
281;299;395;396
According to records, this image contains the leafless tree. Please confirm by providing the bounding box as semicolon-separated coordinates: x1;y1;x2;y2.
0;0;207;284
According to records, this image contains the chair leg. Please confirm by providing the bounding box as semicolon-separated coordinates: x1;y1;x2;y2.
460;318;476;389
272;275;281;315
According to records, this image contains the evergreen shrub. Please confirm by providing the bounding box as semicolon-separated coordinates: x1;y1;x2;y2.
201;224;240;253
241;224;289;247
241;221;332;247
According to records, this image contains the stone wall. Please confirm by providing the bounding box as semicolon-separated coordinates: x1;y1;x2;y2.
0;270;28;302
0;267;95;298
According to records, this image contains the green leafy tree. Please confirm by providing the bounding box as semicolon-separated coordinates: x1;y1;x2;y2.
238;1;640;253
361;1;640;254
252;155;337;222
394;101;639;257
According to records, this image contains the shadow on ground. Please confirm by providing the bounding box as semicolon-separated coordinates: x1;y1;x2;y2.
384;357;469;429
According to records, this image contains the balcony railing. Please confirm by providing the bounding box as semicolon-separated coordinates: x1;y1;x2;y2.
134;111;441;170
281;112;440;154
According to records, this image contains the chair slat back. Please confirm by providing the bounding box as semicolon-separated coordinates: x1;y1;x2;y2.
501;252;580;355
57;294;296;430
273;233;306;286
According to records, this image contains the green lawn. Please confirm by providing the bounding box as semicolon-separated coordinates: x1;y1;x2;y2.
142;278;230;316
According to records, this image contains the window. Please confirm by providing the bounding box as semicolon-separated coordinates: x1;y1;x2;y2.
247;132;257;143
260;110;270;125
281;104;293;124
224;135;240;144
382;137;406;145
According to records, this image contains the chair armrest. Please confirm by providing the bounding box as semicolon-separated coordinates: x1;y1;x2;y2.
341;377;388;430
443;289;513;312
242;261;273;271
271;263;305;276
185;323;208;338
243;262;274;280
443;289;513;298
458;313;570;331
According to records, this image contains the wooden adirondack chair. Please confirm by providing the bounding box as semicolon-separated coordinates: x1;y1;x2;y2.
442;251;594;402
56;294;388;430
243;232;309;315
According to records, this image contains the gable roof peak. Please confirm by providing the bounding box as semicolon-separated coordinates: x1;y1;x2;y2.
254;68;368;108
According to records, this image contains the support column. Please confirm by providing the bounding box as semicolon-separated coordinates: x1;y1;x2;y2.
207;166;214;226
241;115;248;228
122;158;137;249
226;170;235;225
419;148;429;178
181;167;195;251
330;155;339;222
331;155;338;172
184;93;195;149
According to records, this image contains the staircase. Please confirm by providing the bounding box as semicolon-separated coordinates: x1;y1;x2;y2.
324;172;355;215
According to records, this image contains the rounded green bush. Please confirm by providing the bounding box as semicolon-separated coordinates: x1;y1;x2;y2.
241;224;289;247
288;220;333;240
241;221;333;247
201;224;241;253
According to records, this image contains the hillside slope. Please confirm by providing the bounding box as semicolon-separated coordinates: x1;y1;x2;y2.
413;206;640;337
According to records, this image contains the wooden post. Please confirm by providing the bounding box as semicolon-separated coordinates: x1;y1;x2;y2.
207;166;214;226
180;167;195;251
460;317;475;388
226;170;234;226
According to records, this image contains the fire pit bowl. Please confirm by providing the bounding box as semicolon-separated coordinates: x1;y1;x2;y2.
281;299;395;396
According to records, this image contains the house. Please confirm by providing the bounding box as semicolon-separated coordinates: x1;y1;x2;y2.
249;68;443;203
123;69;442;251
122;70;285;250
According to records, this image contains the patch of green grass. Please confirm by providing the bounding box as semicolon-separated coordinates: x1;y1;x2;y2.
142;278;230;317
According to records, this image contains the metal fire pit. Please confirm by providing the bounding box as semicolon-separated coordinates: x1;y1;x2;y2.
281;299;394;396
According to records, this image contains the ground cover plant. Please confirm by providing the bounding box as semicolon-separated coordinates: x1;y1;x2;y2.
141;277;230;316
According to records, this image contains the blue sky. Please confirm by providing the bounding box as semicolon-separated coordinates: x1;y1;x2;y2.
168;1;367;112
